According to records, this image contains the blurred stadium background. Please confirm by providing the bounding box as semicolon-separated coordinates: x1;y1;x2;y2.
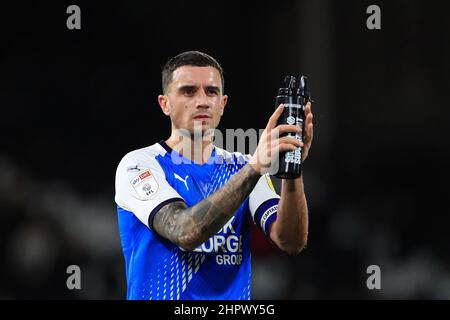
0;0;449;299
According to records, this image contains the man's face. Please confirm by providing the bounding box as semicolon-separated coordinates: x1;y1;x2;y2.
159;66;227;134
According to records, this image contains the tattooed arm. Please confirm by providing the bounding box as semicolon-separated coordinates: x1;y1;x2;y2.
152;164;261;251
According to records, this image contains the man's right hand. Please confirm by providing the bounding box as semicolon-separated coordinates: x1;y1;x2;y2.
249;104;303;175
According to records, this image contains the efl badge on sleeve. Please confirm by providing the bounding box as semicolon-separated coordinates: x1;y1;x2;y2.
130;169;159;199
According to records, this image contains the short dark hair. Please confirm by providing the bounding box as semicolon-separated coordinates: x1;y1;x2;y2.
161;51;224;94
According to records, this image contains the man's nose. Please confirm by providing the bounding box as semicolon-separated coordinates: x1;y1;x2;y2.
195;89;210;108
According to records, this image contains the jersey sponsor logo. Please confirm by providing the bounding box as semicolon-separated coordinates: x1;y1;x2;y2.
139;171;151;180
191;216;244;265
130;169;159;199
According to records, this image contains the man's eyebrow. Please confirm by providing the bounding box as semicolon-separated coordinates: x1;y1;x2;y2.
205;86;220;92
178;85;197;91
177;85;220;92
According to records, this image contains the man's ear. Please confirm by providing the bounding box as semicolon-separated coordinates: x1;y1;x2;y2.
158;95;171;116
220;94;228;116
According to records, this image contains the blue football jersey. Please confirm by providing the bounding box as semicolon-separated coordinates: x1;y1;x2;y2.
115;141;280;300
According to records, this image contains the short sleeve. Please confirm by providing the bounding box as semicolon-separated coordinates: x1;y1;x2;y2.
115;152;185;230
249;174;280;235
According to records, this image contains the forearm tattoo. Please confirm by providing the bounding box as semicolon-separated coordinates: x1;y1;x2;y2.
152;164;261;250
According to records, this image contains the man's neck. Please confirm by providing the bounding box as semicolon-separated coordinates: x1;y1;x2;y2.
165;135;214;165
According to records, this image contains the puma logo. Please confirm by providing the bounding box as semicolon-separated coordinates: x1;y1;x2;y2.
174;173;190;191
127;165;140;172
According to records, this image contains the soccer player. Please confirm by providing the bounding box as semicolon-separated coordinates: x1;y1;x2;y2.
115;51;314;300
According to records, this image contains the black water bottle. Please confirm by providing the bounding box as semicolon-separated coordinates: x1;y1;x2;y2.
274;75;311;179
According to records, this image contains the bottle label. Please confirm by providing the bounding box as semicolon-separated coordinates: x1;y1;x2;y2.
283;113;303;165
284;148;301;165
284;103;303;110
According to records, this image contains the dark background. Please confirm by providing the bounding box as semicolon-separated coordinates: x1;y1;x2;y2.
0;0;449;299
